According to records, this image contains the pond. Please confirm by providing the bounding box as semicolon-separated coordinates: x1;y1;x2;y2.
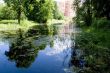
0;24;79;73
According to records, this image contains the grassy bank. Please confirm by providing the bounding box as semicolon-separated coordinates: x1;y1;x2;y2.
0;20;38;30
0;20;38;36
74;26;110;73
0;19;64;36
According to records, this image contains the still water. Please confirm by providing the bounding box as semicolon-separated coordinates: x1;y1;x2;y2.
0;24;77;73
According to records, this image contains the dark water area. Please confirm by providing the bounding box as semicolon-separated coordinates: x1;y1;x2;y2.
0;24;80;73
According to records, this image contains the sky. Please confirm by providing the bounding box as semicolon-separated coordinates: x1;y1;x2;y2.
0;0;4;4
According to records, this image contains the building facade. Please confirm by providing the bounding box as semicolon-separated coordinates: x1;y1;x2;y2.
56;0;74;18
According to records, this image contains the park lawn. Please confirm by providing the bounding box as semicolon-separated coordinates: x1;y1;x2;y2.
47;19;65;25
0;20;37;35
0;19;64;30
0;19;65;36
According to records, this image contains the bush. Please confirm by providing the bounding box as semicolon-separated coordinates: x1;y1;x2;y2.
92;18;110;29
0;6;17;20
56;12;64;20
75;31;110;73
24;0;54;23
53;2;64;20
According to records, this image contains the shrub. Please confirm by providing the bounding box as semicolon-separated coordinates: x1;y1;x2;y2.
75;31;110;73
53;2;64;20
92;18;110;29
24;0;54;23
0;6;17;20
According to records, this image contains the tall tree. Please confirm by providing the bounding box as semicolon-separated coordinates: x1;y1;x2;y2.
53;1;64;20
24;0;54;23
92;0;110;20
4;0;25;24
73;0;110;26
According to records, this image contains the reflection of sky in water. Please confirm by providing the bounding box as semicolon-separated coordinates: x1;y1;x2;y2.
0;41;9;53
34;34;73;73
46;35;72;56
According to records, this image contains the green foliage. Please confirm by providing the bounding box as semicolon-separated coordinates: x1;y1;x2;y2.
73;0;93;26
73;0;110;27
0;6;17;20
91;0;110;20
75;30;110;73
53;2;64;20
0;20;18;24
92;18;110;29
4;0;26;24
73;0;110;72
0;19;39;36
54;11;64;20
24;0;54;23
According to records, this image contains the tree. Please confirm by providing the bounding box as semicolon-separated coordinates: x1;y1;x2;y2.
91;0;110;20
53;1;64;20
24;0;54;23
73;0;110;26
0;6;17;20
4;0;25;24
73;0;93;26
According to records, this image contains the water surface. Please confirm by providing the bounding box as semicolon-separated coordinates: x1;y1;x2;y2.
0;24;75;73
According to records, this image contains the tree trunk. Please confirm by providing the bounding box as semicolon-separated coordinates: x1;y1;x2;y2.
86;7;92;26
18;7;21;24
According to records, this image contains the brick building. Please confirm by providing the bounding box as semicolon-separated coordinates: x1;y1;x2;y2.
55;0;74;18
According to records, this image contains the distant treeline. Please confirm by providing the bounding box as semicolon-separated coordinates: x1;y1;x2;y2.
73;0;110;28
0;0;64;24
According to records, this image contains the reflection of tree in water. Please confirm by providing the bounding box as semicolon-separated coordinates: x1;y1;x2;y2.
5;29;46;68
70;46;85;73
26;25;49;37
5;25;57;68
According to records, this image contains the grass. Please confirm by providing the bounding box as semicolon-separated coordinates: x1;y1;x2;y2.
0;20;37;35
0;20;18;24
0;19;38;29
0;20;20;35
20;20;38;31
47;19;65;25
0;19;65;36
74;26;110;73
